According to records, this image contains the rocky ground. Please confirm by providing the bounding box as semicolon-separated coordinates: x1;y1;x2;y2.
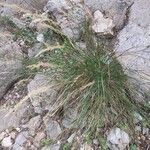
0;0;150;150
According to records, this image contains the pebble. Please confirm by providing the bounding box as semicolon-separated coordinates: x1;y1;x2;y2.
1;136;13;147
16;127;21;132
135;126;142;132
80;143;93;150
141;135;146;140
93;139;99;145
30;145;38;150
142;128;149;135
0;132;7;141
33;132;46;147
67;133;76;143
10;131;17;139
5;129;9;134
36;34;44;43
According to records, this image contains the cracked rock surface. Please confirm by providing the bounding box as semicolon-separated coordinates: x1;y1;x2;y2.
44;0;86;39
27;73;58;114
0;0;48;17
115;0;150;101
0;30;23;100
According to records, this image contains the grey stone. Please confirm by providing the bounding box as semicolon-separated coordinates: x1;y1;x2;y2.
1;136;13;148
75;42;86;50
105;0;133;30
36;33;44;43
134;112;142;123
27;73;58;114
0;100;32;133
33;132;46;147
67;133;76;143
42;144;61;150
115;0;150;101
107;128;130;150
30;145;38;150
84;0;110;12
0;0;5;14
43;117;62;141
24;115;42;136
80;143;93;150
135;126;141;132
84;0;132;30
91;10;115;35
44;0;85;39
62;107;78;128
0;132;7;141
0;31;23;99
1;0;48;17
16;128;21;132
142;128;149;135
9;131;17;139
93;139;99;145
13;131;29;150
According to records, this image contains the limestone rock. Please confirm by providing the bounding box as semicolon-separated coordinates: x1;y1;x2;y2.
62;107;78;128
85;0;132;30
0;31;23;99
0;132;7;141
142;128;149;135
44;117;62;141
33;132;46;147
27;73;58;114
107;128;130;150
67;133;76;143
80;143;93;150
93;139;99;145
44;0;85;39
9;131;17;139
36;33;44;43
1;0;48;17
91;10;115;35
104;0;133;30
1;136;13;148
134;112;142;123
115;0;150;101
13;131;29;150
24;115;42;136
0;100;32;133
84;0;110;12
135;126;142;132
42;144;61;150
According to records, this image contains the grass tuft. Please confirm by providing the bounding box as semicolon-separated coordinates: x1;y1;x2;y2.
2;6;149;143
46;22;141;139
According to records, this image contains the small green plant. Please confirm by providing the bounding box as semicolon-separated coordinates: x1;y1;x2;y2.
42;21;150;141
20;57;39;79
13;27;37;46
99;137;108;150
0;15;17;28
0;15;36;47
130;144;138;150
41;138;53;146
61;143;72;150
43;29;59;44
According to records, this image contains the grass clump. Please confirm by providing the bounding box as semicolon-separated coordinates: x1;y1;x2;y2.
61;143;72;150
41;139;53;147
45;23;139;139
